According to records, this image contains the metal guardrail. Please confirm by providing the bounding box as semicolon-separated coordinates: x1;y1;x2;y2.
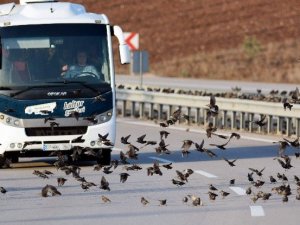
116;89;300;137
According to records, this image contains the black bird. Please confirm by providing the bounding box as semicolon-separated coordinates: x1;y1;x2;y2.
275;156;293;170
100;176;110;191
136;134;147;144
0;186;7;194
72;135;84;143
120;173;130;183
269;176;277;183
248;172;254;182
181;140;194;157
283;137;299;148
223;157;237;167
159;130;170;139
83;115;98;124
206;95;219;119
250;115;267;127
93;94;106;102
220;190;230;198
195;140;205;152
209;184;218;191
68;111;80;120
207;191;218;201
273;140;290;157
187;194;203;206
159;122;169;128
172;179;186;186
206;122;217;138
246;187;252;195
249;167;265;178
141;197;150;206
229;179;235;186
103;165;114;174
209;141;229;150
282;97;293;110
57;177;67;186
162;163;173;170
44;116;55;124
159;199;167;206
41;184;61;197
121;135;131;144
101;195;111;203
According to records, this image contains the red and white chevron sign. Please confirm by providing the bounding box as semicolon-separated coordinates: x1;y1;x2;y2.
124;32;139;51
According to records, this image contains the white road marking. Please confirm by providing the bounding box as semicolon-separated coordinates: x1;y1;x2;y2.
250;205;265;217
148;156;174;164
194;170;218;178
229;187;246;196
117;119;276;143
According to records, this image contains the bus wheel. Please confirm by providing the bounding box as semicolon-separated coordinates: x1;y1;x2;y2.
96;149;111;165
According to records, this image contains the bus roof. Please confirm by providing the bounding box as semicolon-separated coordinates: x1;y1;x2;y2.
0;1;109;27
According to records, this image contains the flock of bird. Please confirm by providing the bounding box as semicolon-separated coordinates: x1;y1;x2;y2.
1;93;300;208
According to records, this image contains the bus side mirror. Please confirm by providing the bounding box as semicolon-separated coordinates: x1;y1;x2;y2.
112;25;131;64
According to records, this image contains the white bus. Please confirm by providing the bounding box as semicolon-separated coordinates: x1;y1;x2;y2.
0;0;130;165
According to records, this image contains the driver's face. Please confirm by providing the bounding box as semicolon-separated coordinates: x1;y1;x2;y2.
77;52;87;66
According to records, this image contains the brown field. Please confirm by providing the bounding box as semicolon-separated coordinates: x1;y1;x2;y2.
1;0;300;82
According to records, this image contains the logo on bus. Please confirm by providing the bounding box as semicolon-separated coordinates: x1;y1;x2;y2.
63;100;85;117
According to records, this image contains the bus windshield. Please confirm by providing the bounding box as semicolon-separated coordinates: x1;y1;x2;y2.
0;24;111;87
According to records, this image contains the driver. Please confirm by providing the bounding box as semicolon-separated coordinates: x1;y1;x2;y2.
63;50;100;79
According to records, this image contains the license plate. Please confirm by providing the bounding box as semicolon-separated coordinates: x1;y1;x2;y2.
42;144;71;151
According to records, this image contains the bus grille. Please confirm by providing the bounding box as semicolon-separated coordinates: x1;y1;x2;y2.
25;126;88;136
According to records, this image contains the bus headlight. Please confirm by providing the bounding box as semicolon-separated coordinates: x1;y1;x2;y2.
10;143;15;149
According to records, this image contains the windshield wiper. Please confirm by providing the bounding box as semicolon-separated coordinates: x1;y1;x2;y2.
46;80;101;95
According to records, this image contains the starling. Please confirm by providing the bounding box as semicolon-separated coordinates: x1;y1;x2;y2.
141;197;149;206
0;186;7;194
120;173;130;183
269;176;277;183
223;157;237;167
136;134;147;144
220;190;230;198
101;195;111;203
246;187;252;195
209;184;218;191
121;134;131;145
159;199;167;206
229;179;235;186
57;177;67;186
41;184;61;197
100;176;110;191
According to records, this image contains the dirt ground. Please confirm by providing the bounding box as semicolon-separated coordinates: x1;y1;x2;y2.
1;0;300;82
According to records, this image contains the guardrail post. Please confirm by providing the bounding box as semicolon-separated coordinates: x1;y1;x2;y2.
240;112;245;130
187;107;191;125
231;111;236;130
267;115;273;134
248;113;254;132
296;118;300;137
277;116;283;135
202;108;207;125
195;108;200;125
286;117;292;136
222;110;227;129
149;103;154;119
131;101;136;118
167;105;173;119
158;104;163;120
139;102;145;119
122;100;127;117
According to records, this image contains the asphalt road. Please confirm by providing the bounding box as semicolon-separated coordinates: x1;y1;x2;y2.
0;118;299;225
